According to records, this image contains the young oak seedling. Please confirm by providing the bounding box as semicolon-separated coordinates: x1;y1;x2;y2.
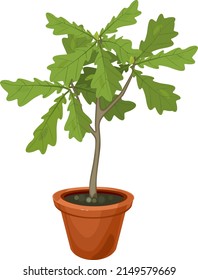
1;0;197;201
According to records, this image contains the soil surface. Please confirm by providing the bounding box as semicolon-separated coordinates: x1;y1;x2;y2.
64;192;124;206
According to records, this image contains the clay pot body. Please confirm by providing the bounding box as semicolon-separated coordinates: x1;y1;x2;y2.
53;187;134;260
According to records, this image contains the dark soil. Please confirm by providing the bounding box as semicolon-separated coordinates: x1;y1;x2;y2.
64;192;124;206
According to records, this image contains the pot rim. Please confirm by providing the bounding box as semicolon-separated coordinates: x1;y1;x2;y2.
53;187;134;218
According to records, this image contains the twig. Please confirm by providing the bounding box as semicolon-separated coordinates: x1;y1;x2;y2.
101;65;135;118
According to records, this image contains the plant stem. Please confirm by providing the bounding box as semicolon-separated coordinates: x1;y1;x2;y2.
89;99;103;198
89;66;135;198
101;66;135;118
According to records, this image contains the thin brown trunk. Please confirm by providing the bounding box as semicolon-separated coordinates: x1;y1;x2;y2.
89;99;102;198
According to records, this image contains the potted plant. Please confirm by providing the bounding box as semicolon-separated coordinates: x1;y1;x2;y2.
1;0;197;260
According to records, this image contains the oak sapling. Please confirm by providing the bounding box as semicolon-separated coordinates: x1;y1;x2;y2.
1;0;197;202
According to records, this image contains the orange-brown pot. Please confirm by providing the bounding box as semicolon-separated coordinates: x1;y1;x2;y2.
53;187;134;260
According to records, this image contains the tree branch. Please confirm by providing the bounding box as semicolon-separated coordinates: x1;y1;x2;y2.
89;125;96;136
101;65;135;118
89;98;102;198
70;82;81;101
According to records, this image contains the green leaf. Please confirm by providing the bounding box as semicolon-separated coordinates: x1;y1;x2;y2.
62;35;92;54
101;0;141;35
65;94;92;141
117;64;131;73
48;44;95;85
83;50;98;66
26;95;66;154
0;78;64;106
139;14;178;58
75;67;96;104
100;96;136;121
91;48;123;101
134;70;180;114
75;64;128;105
46;13;92;39
137;46;198;70
102;35;141;64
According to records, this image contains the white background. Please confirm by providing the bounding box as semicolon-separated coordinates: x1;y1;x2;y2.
0;0;198;279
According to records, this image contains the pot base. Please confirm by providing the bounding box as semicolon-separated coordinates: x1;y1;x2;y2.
62;210;125;259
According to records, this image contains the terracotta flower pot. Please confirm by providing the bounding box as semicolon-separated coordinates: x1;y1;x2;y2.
53;187;134;260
